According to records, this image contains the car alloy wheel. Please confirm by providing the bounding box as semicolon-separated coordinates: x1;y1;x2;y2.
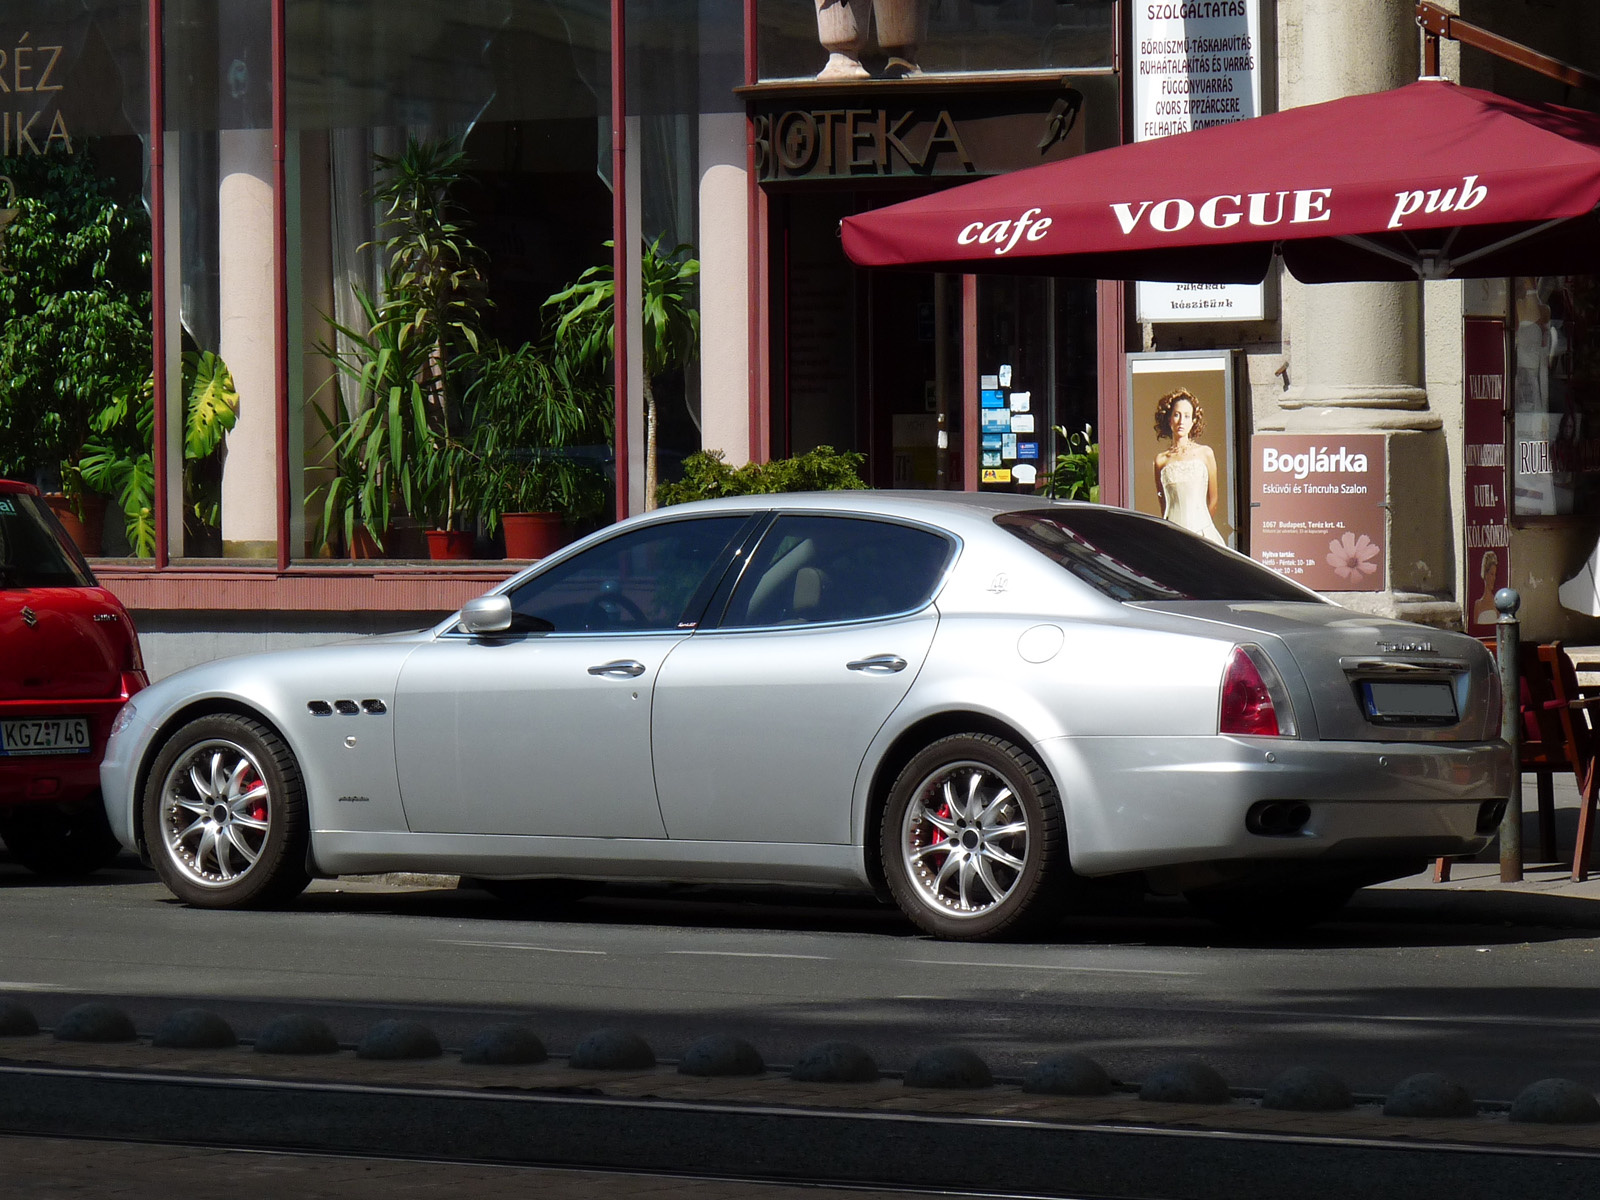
882;733;1064;941
142;713;310;908
157;738;274;887
901;760;1029;917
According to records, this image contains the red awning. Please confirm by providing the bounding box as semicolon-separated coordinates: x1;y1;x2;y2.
840;80;1600;283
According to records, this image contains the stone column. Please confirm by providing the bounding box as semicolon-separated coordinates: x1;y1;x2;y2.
217;128;279;558
1268;0;1451;621
697;112;751;467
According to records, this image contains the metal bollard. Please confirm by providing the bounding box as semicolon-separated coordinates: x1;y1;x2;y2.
1496;587;1522;883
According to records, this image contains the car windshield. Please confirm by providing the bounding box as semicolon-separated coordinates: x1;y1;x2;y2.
996;508;1318;603
0;493;95;589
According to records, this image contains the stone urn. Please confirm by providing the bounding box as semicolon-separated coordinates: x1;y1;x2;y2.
814;0;926;80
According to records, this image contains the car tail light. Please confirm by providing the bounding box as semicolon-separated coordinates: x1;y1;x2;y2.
1220;644;1296;738
121;613;146;675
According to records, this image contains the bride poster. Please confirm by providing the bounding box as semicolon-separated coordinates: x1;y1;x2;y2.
1125;351;1237;548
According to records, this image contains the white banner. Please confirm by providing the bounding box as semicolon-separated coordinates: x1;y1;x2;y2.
1133;1;1264;323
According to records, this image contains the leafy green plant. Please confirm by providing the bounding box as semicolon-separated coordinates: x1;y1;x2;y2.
656;446;867;507
1044;424;1100;502
78;352;240;557
0;149;151;502
545;237;699;509
466;343;611;530
311;136;490;547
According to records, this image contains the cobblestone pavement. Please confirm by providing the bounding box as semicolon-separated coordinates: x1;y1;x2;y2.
0;1134;957;1199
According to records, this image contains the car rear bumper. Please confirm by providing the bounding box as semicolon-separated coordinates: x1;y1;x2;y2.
1038;733;1512;877
0;693;138;808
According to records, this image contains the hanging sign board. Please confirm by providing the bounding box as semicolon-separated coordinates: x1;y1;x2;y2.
1463;318;1510;635
1132;0;1265;323
1250;434;1387;591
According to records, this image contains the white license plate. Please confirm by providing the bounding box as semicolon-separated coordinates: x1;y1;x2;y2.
1361;681;1458;724
0;717;92;756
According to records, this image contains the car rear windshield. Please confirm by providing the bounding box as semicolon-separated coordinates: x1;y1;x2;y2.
995;508;1318;603
0;493;95;589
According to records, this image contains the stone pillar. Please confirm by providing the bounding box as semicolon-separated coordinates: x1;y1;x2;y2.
1268;0;1452;621
697;112;751;467
217;128;279;558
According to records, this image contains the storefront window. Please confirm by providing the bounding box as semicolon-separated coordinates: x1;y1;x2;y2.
1511;275;1600;518
975;275;1096;495
286;0;617;560
760;0;1115;82
163;0;272;559
0;1;149;556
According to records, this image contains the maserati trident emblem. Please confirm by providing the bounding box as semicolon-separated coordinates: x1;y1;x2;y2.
1377;640;1434;653
21;606;38;628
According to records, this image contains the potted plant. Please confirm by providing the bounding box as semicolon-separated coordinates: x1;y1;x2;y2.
544;237;698;510
468;343;611;558
1043;424;1100;501
0;148;152;552
312;136;488;559
76;351;239;558
656;445;866;506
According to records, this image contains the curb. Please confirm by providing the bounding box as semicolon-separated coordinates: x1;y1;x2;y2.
1;1060;1598;1200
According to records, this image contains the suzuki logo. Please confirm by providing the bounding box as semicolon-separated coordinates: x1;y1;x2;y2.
21;606;37;627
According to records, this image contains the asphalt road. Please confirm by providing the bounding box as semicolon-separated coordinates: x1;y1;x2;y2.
4;851;1599;1102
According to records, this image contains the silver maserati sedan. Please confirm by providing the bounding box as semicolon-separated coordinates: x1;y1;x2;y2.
100;493;1510;940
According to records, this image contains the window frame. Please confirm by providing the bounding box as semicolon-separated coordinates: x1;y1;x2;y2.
702;511;961;633
445;512;767;641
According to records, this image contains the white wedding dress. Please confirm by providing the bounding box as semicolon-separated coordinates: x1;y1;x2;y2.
1160;458;1225;545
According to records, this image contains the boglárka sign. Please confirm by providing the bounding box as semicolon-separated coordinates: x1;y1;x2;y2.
2;29;76;156
1250;433;1387;592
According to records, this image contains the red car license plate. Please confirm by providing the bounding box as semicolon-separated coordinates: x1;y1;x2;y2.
0;717;92;756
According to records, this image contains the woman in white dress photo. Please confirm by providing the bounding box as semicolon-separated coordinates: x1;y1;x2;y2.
1152;388;1224;545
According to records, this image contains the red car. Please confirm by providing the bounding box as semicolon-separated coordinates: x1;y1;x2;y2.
0;481;147;875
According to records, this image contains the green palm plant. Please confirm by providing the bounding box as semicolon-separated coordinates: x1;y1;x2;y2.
312;137;490;547
78;351;240;556
544;237;699;509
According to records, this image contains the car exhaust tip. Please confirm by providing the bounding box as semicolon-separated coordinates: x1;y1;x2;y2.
1246;800;1312;837
1476;799;1508;835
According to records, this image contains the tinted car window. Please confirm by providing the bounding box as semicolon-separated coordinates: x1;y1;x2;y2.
718;515;953;628
0;494;94;589
996;508;1318;603
508;516;750;633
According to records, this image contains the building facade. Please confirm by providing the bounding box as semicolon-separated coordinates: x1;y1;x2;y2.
1;0;1597;676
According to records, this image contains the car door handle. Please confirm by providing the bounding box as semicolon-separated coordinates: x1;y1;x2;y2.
847;654;907;674
588;659;647;678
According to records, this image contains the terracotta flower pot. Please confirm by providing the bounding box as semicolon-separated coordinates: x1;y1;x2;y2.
350;525;385;559
43;492;107;556
501;512;568;560
425;529;475;560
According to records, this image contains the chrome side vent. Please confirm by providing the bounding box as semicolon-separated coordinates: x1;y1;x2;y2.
361;699;387;715
306;701;333;716
334;700;361;715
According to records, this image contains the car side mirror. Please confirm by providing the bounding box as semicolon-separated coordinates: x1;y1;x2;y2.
459;595;512;635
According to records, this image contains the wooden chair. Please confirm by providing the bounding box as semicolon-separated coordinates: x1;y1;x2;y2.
1536;641;1600;882
1435;641;1562;881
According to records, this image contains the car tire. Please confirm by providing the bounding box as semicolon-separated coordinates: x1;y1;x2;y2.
1184;883;1356;933
141;713;311;909
881;733;1065;941
0;797;123;878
